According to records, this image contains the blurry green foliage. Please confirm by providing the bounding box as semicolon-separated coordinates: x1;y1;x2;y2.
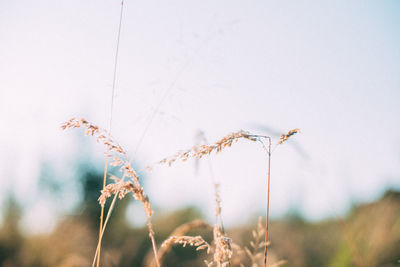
328;243;353;267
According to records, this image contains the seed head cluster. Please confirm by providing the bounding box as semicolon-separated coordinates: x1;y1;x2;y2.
162;236;211;253
278;128;301;144
157;130;257;167
212;225;233;267
61;118;154;241
61;118;125;154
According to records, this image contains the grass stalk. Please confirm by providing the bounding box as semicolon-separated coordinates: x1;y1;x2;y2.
146;212;161;267
96;149;110;267
264;137;271;267
96;1;124;265
92;189;161;267
92;193;118;267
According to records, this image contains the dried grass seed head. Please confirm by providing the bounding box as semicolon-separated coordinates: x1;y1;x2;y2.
162;236;211;254
156;130;258;167
278;128;300;144
62;118;153;216
213;225;233;267
61;118;126;155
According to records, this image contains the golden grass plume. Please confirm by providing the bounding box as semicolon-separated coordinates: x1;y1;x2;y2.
61;118;159;267
156;130;258;167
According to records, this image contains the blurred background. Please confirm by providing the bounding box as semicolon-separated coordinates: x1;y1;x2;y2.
0;0;399;266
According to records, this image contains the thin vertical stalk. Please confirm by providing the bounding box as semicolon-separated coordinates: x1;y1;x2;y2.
92;189;161;267
264;137;271;267
97;150;109;267
146;213;161;267
96;1;124;266
92;194;118;267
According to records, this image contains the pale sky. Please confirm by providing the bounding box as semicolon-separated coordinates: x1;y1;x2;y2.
0;0;399;232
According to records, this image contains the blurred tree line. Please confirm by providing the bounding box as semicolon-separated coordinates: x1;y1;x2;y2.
0;158;399;266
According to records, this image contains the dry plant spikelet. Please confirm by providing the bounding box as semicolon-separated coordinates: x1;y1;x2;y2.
244;217;267;266
98;176;136;206
159;221;233;267
61;118;125;154
61;118;159;266
213;225;233;267
98;162;153;217
238;217;287;267
156;220;212;266
98;176;151;215
162;236;211;253
61;118;151;214
156;130;258;167
278;128;300;144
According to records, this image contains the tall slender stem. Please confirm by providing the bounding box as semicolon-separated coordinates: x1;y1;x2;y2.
92;194;118;267
97;151;109;267
96;2;124;266
264;137;271;267
146;213;161;267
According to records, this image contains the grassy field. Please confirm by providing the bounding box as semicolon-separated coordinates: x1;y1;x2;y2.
0;119;398;266
1;186;399;266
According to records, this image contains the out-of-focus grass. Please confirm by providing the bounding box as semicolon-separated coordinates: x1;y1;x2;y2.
0;166;399;266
